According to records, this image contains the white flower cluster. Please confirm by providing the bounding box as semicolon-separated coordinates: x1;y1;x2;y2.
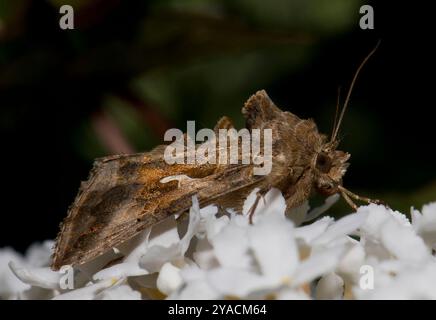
1;188;436;300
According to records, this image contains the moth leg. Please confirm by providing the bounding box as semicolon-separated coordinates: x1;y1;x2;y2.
217;204;231;215
340;190;358;211
283;169;313;213
338;186;386;207
247;189;268;224
247;193;261;225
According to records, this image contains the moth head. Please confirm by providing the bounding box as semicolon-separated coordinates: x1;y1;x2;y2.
314;145;350;196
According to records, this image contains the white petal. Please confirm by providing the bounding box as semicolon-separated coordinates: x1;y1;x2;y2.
353;262;436;299
293;246;345;287
157;262;183;295
199;205;218;219
123;227;151;263
72;249;121;280
52;279;116;300
148;216;180;248
377;259;409;275
248;214;298;280
170;279;220;300
169;267;219;299
230;211;250;227
179;196;202;255
277;288;310;300
380;218;430;262
210;220;251;270
389;210;411;227
91;229;151;281
312;211;368;247
359;204;410;240
362;238;391;261
315;272;344;300
139;206;198;273
93;262;148;281
205;215;229;239
196;205;219;239
242;188;261;216
206;268;273;297
257;188;287;218
414;202;436;249
179;264;205;282
295;216;334;245
96;284;141;300
25;240;54;267
139;244;182;273
193;238;219;269
336;243;365;282
422;202;436;216
0;249;30;298
410;207;423;227
9;261;61;290
358;204;392;239
242;188;286;223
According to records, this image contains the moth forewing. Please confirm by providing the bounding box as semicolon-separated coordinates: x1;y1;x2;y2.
51;139;265;270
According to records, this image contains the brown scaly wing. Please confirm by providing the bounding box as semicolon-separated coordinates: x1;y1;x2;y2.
51;145;264;270
52;90;300;270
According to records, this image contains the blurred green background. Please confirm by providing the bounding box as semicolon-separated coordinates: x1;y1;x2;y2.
1;0;435;249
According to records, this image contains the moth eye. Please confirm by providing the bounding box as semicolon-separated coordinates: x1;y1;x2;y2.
316;153;332;173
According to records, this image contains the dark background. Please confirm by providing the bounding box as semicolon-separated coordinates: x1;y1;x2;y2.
1;0;435;251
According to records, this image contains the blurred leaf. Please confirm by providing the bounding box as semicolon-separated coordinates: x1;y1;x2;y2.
225;0;361;33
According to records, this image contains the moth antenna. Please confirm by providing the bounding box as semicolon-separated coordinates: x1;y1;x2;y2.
331;40;381;143
331;86;342;142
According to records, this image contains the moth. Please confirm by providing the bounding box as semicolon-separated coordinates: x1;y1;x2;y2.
51;45;382;271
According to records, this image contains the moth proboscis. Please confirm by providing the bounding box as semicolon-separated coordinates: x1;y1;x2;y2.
51;43;384;271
